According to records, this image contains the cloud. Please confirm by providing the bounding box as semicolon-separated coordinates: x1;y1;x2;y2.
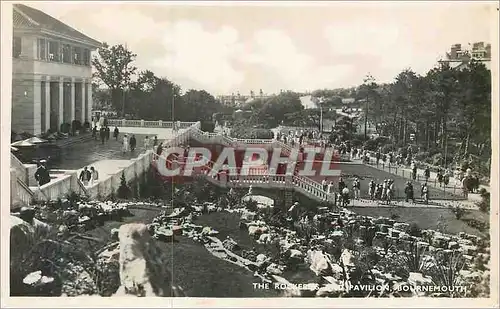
154;21;245;93
243;29;355;92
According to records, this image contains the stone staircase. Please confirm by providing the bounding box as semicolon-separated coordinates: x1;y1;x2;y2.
54;132;94;148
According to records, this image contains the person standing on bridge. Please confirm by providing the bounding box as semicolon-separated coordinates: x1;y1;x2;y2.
113;126;119;140
144;136;150;150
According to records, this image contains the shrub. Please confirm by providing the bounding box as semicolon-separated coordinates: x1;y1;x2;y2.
452;206;467;220
200;121;216;132
116;172;131;199
363;139;378;151
477;189;490;213
231;126;273;139
408;223;422;237
243;199;258;212
60;123;71;134
380;144;394;154
414;151;430;162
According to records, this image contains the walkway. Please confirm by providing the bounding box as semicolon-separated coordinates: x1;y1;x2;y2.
363;156;487;204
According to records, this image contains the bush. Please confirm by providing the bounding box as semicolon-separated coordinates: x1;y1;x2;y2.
231;126;273;139
408;223;422;237
477;189;490;213
414;151;430;162
60;123;71;134
200;121;216;132
363;139;378;151
451;206;467;220
116;172;131;199
380;144;395;154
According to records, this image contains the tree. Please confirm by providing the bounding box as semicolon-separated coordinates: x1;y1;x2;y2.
92;43;137;116
181;89;221;122
127;71;182;120
117;172;131;199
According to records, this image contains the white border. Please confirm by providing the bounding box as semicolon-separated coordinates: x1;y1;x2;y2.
1;1;498;308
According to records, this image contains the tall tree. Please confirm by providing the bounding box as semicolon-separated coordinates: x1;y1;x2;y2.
92;43;137;116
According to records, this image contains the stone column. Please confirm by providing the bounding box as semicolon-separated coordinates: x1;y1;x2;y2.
70;77;76;123
58;77;64;127
81;80;86;123
86;81;92;121
33;76;42;135
44;76;51;132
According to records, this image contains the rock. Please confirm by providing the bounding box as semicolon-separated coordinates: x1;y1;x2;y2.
448;241;460;250
248;226;263;236
172;226;183;236
256;254;267;264
111;228;120;240
113;223;174;297
258;233;271;244
289;249;304;259
308;250;333;276
461;245;478;256
393;223;410;233
388;229;401;238
266;263;283;275
340;249;354;267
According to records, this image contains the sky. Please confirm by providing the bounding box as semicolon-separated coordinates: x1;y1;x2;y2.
23;1;497;95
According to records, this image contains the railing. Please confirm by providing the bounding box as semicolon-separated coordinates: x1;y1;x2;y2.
15;178;34;206
152;153;334;203
11;153;28;184
86;150;154;199
107;119;198;129
364;158;465;198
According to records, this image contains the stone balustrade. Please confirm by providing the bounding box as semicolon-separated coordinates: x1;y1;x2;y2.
31;171;86;202
106;119;198;129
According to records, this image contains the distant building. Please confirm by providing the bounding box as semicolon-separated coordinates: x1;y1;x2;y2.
217;92;272;107
12;4;101;135
438;42;491;70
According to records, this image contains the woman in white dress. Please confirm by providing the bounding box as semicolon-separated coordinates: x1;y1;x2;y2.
122;134;129;153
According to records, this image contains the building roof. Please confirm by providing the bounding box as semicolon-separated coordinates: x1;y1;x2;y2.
13;4;101;48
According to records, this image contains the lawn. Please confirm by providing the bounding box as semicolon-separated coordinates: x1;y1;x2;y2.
350;206;489;237
80;205;276;297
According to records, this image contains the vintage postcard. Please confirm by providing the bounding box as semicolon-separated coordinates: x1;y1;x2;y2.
1;1;498;308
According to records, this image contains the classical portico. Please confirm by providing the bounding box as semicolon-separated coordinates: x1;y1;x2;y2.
11;4;101;135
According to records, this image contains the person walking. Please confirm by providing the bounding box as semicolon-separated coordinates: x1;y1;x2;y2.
113;126;119;140
322;179;327;192
79;166;91;186
144;136;150;151
92;125;98;140
368;180;376;200
90;166;99;186
353;178;361;199
411;161;417;180
122;134;129;153
153;136;158;147
130;134;137;152
100;127;106;144
34;161;50;186
404;181;415;203
105;126;110;141
424;167;431;182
